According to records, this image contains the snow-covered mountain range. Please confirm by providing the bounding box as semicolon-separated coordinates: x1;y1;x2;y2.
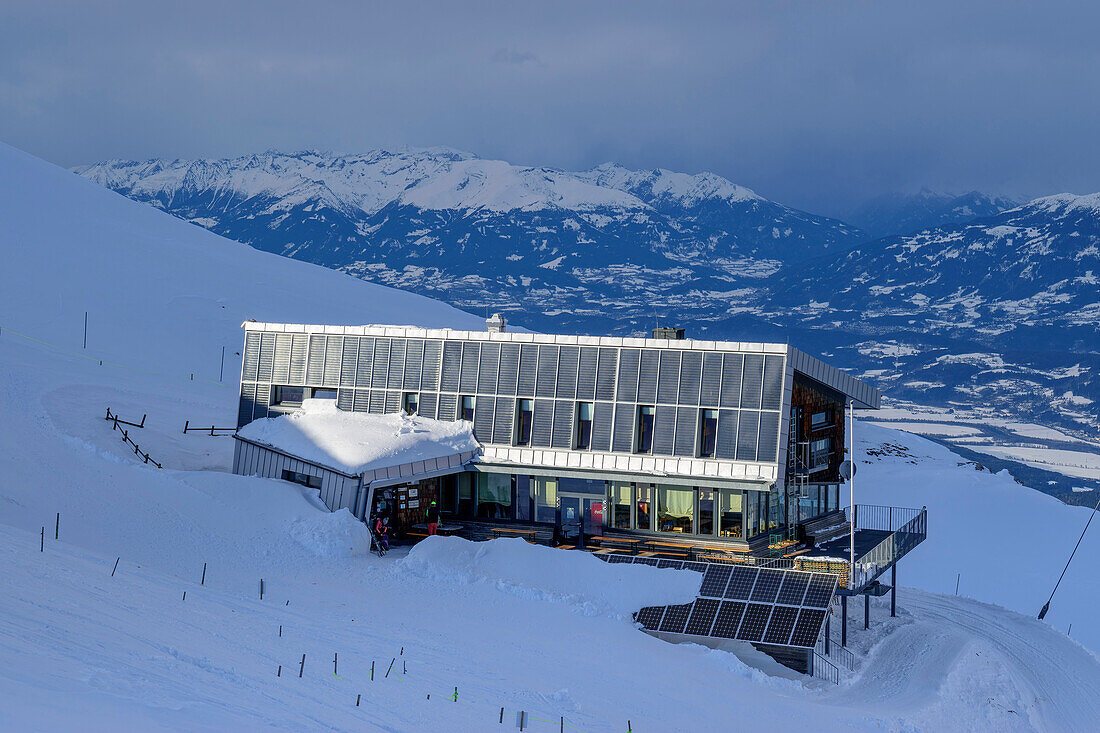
845;189;1018;239
76;150;1100;441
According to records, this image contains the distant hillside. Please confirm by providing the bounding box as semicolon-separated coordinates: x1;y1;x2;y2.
846;189;1018;239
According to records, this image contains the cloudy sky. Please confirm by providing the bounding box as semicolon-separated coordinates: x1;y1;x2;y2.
2;1;1097;214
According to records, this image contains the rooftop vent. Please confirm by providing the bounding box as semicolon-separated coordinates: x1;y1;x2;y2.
486;313;507;333
652;326;685;340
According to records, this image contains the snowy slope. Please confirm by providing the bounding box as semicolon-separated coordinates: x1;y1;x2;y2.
3;143;1100;730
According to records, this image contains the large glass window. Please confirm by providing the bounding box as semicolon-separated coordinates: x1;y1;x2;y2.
440;474;457;516
403;392;419;415
699;409;718;457
311;387;337;400
272;386;305;406
559;477;605;495
575;402;593;449
458;473;475;518
636;406;655;453
516;399;533;446
609;482;632;529
697;489;715;536
477;473;512;519
461;395;475;422
515;475;532;521
719;490;743;538
534;477;558;523
657;485;694;533
635;484;653;530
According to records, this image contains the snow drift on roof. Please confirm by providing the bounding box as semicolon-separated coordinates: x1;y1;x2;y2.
236;399;479;475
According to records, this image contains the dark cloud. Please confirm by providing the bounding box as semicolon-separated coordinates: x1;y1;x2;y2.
1;0;1097;214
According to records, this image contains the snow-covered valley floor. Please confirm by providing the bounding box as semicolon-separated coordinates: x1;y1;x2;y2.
3;141;1100;731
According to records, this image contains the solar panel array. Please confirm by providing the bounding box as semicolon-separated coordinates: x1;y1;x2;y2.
601;555;838;650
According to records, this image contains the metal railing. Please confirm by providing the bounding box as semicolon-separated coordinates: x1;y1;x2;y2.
811;650;840;685
846;503;922;533
847;506;927;592
816;635;855;672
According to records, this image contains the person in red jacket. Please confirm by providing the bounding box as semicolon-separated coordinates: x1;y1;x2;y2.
373;516;390;553
426;501;440;536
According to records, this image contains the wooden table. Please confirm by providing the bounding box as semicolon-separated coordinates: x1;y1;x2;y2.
596;536;644;554
490;527;540;542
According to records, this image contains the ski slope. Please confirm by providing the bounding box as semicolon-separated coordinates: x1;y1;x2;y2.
2;142;1100;731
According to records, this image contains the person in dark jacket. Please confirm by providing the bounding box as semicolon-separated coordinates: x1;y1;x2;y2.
426;501;440;536
373;516;390;552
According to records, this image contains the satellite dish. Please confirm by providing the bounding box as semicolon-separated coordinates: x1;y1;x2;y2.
840;460;857;480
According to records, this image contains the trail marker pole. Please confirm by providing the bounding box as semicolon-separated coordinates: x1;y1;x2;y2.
955;573;960;595
83;312;87;350
55;513;59;540
201;562;206;585
371;661;374;680
356;694;360;707
334;653;338;676
40;527;44;552
182;591;186;601
111;557;119;576
260;579;264;600
219;346;225;382
279;625;282;637
500;707;504;723
385;658;395;678
299;654;305;678
277;665;281;677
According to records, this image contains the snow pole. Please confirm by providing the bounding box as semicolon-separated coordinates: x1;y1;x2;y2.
40;527;44;552
299;654;305;678
1039;491;1100;620
385;658;395;678
356;694;361;707
849;397;855;589
201;562;206;585
111;557;119;576
55;513;59;540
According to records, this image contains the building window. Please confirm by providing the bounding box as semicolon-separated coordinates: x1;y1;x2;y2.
636;406;655;453
809;437;831;471
476;473;512;519
609;482;632;529
311;387;338;400
699;409;718;457
657;485;694;533
697;489;715;536
719;490;743;538
403;392;419;415
271;386;304;406
575;402;593;449
811;410;831;430
534;477;557;523
281;469;322;489
516;399;533;446
460;395;475;422
635;484;653;530
514;475;532;521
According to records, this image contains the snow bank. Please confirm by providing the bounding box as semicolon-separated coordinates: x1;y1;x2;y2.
287;511;373;559
400;536;700;618
236;399;479;474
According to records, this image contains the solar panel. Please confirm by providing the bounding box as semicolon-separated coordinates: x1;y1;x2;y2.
724;567;759;599
776;573;810;606
762;606;799;646
790;608;827;647
682;561;707;574
658;559;684;570
711;601;746;638
607;554;633;564
699;564;733;597
636;606;665;631
658;603;693;634
803;574;838;608
635;557;659;567
735;603;773;642
749;569;784;603
685;598;720;636
595;554;610;562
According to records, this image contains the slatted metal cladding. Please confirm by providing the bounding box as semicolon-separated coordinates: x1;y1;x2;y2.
603;555;838;650
236;332;787;466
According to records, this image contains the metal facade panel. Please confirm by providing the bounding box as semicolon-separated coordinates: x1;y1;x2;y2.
720;353;743;408
518;344;538;396
551;400;574;449
473;395;495;441
385;391;401;413
258;333;275;382
737;410;760;461
678;351;702;405
532;399;554;447
616;349;640;402
653;405;676;455
323;335;343;386
498;344;520;395
243;333;261;381
337;389;353;411
438;393;457;421
741;354;764;410
238;382;257;427
674;406;697;457
440;341;461;392
404;339;424;390
492;396;514;445
459;342;480;393
638;350;659;403
340;337;358;388
253;381;269;419
611;403;635;452
700;352;722;407
657;350;680;404
353;389;369;412
372;339;391;389
596;347;617;401
556;346;579;400
418;392;438;420
369;390;386;414
577;347;597;400
477;342;500;394
386;339;405;390
591;401;613;451
355;337;374;388
761;355;784;410
715;409;738;460
535;345;558;398
289;334;307;385
273;334;292;384
422;340;442;391
757;411;780;463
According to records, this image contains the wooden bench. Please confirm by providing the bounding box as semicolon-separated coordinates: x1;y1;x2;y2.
593;547;626;555
595;536;644;554
555;544;575;550
645;540;693;559
490;528;541;543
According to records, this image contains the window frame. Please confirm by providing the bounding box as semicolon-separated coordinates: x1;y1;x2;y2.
635;405;655;454
460;395;476;422
575;401;594;450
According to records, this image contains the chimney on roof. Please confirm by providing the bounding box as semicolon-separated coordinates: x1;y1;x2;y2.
486;313;507;333
652;326;685;340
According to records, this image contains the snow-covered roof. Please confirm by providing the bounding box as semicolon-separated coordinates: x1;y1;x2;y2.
236;400;480;476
